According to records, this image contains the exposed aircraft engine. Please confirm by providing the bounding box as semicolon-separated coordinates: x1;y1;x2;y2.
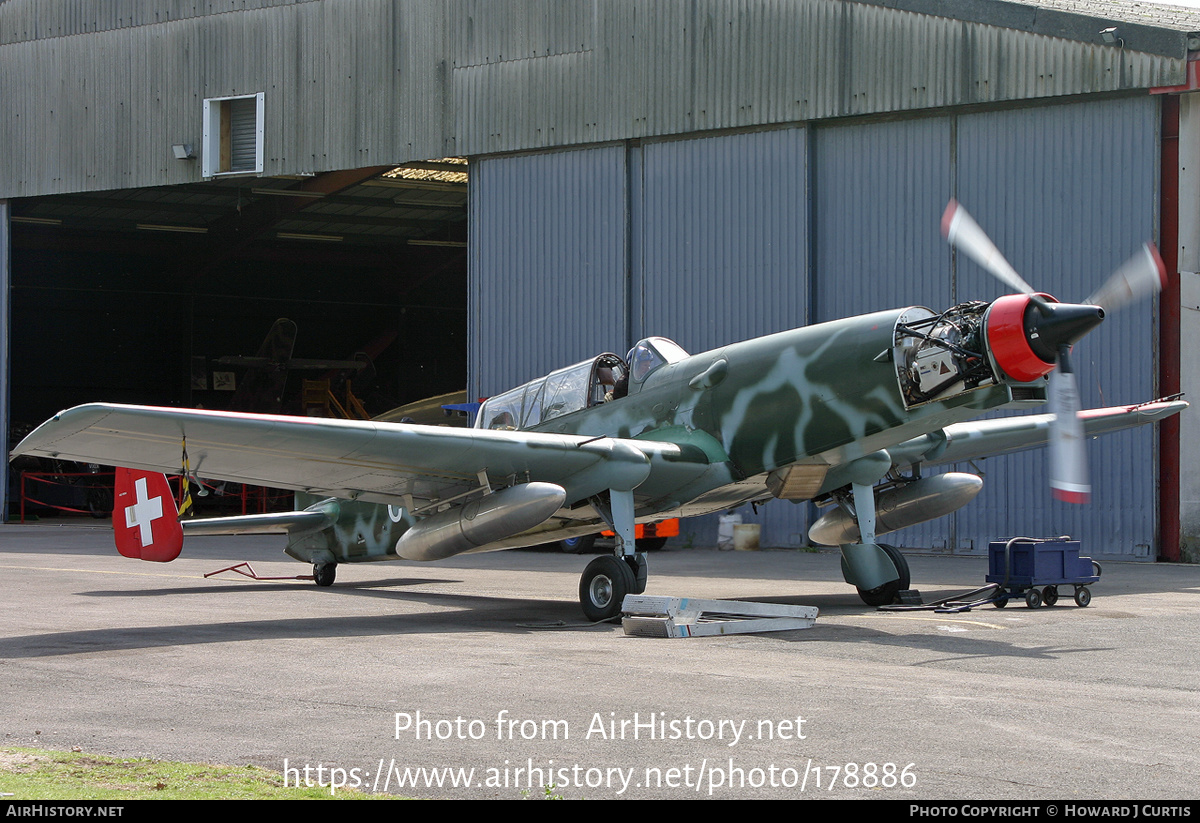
893;292;1106;411
894;303;995;407
808;472;983;546
394;482;567;561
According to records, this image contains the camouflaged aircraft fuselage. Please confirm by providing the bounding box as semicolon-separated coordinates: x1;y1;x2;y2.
287;302;1039;564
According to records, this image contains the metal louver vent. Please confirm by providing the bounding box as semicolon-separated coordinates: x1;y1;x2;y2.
229;97;258;172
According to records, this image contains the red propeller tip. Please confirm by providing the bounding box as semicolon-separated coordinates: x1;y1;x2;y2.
941;199;959;239
1052;488;1091;505
1148;242;1168;290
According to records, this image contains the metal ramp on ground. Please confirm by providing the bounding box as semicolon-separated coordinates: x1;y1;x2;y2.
621;595;818;638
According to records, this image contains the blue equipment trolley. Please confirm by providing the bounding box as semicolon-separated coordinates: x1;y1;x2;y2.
986;537;1101;608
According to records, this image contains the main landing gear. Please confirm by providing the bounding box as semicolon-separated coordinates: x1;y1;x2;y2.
836;475;912;607
577;487;647;621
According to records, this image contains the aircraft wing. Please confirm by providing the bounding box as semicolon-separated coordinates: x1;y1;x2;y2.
10;403;695;510
887;398;1187;470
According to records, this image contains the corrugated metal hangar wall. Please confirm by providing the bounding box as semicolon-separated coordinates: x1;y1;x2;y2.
0;0;1187;196
469;95;1160;557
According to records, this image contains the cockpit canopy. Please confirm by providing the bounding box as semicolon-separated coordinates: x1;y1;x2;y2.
627;337;689;383
476;337;689;431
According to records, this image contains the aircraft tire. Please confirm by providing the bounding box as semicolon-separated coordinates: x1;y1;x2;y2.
625;552;648;595
560;534;597;554
313;562;337;587
579;555;636;622
880;544;910;590
856;544;909;607
857;583;899;607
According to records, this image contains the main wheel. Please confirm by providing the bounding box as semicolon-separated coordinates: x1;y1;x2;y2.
880;544;910;589
313;562;337;587
856;544;910;607
579;555;637;621
560;534;597;554
625;553;648;595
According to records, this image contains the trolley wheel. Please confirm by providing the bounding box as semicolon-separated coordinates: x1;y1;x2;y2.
1074;586;1092;608
1025;589;1042;609
994;593;1009;608
1042;585;1059;607
560;534;597;554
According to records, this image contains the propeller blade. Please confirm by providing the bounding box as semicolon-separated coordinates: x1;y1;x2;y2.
1085;242;1168;311
942;200;1041;299
1048;345;1091;504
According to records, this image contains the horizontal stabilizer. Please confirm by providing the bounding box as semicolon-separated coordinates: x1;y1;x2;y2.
181;500;339;536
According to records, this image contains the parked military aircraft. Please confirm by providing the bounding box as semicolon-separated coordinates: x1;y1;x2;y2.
11;204;1186;618
214;317;369;413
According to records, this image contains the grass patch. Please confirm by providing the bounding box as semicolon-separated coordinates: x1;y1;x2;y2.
0;747;386;800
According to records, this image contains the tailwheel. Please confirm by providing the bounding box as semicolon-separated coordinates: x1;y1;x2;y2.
579;555;636;621
313;562;337;587
856;544;910;607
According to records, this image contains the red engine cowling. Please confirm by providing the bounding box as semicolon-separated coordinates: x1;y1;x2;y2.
984;293;1105;385
984;293;1059;382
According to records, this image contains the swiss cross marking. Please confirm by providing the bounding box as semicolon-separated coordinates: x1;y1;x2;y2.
125;476;165;546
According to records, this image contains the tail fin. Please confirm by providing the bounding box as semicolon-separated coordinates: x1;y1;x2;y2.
113;468;183;562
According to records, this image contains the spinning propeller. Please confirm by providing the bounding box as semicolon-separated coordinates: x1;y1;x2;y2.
941;200;1167;503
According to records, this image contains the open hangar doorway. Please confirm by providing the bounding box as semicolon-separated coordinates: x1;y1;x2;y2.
6;162;468;519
